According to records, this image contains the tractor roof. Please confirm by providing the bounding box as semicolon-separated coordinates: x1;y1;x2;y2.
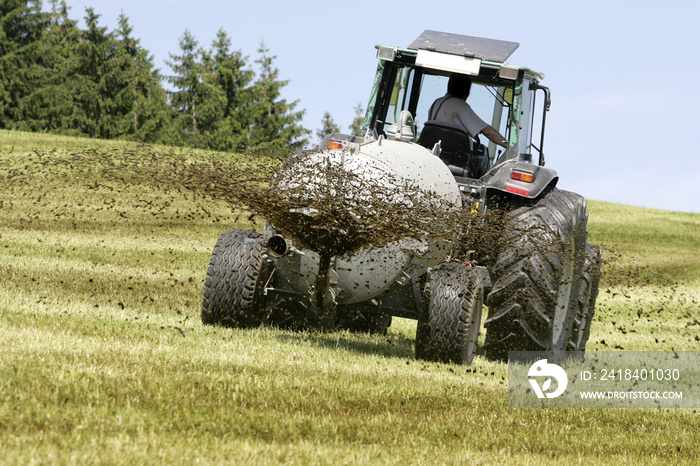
407;30;519;64
376;30;542;80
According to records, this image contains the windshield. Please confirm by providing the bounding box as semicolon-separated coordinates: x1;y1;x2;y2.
416;74;510;140
381;67;512;161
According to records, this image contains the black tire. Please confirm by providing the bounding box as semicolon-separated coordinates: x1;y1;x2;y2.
336;310;392;335
568;243;603;351
416;263;489;365
484;188;588;361
201;229;268;327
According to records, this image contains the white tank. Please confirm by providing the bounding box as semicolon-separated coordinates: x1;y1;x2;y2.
265;136;462;305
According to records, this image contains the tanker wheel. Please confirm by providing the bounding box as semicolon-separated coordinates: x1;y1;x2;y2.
484;188;588;361
201;229;269;327
336;310;392;335
415;263;489;365
568;243;603;351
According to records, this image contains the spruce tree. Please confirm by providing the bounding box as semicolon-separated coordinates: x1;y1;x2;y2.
166;30;206;145
70;7;112;137
197;29;254;151
0;0;52;129
349;103;365;137
246;41;309;151
316;111;340;141
112;13;172;142
10;0;81;134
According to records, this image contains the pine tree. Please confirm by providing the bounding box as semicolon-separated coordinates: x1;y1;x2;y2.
9;0;82;134
349;103;365;137
316;111;340;140
197;29;255;151
246;41;309;151
0;0;52;129
70;7;113;137
166;30;206;144
112;13;172;142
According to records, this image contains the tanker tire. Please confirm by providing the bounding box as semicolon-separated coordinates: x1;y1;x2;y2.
201;229;268;327
416;263;489;365
568;243;603;351
484;188;588;361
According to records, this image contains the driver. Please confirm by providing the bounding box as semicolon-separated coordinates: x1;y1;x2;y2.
428;74;508;148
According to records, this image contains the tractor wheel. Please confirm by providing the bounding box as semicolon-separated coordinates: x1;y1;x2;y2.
336;310;392;335
568;243;603;351
484;188;588;361
201;229;268;327
416;262;489;365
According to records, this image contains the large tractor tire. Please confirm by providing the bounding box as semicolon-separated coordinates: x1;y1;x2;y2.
416;262;490;365
201;229;268;327
484;188;588;361
568;243;603;351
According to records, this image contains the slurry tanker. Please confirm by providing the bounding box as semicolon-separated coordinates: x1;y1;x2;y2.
201;31;602;364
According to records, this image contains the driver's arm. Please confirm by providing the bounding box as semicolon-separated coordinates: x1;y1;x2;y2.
480;125;508;148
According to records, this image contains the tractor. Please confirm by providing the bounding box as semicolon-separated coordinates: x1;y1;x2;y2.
201;30;602;364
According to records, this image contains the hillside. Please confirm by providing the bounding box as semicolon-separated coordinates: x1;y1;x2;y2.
1;130;699;464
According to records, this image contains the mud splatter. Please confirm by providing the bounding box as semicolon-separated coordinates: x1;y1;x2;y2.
2;145;465;259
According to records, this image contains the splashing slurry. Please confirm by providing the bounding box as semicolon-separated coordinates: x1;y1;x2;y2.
2;144;467;311
52;147;463;253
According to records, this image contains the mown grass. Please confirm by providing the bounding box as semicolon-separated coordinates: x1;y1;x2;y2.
587;202;700;283
584;202;700;354
1;129;699;464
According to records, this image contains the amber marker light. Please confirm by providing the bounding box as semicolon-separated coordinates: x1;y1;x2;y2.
510;170;534;183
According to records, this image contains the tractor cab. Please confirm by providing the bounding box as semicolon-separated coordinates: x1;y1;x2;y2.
361;30;551;179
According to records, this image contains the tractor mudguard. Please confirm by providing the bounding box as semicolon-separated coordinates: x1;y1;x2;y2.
482;159;558;199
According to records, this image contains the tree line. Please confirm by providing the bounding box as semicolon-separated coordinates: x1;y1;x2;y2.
1;1;361;151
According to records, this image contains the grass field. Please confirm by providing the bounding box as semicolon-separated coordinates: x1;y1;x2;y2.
1;129;699;464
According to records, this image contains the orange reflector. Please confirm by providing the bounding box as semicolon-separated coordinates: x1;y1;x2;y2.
511;170;534;183
328;141;343;150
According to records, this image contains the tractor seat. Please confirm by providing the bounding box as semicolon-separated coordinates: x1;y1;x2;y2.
417;120;474;169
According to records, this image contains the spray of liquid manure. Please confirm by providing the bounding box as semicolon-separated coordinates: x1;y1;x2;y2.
0;144;552;273
2;144;468;312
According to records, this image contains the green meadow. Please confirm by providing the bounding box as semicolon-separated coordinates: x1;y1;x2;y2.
1;130;699;464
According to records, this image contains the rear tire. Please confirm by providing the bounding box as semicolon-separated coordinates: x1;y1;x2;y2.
568;243;603;351
201;229;268;327
416;263;489;365
484;188;588;361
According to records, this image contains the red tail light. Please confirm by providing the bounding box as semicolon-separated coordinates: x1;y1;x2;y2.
511;170;534;183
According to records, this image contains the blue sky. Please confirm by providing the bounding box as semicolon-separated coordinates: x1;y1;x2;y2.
46;0;699;213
